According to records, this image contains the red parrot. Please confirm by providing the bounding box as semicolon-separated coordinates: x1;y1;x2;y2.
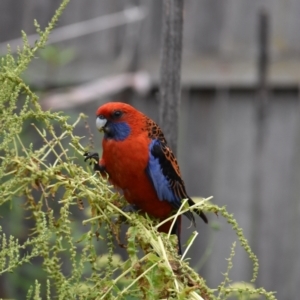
84;102;207;254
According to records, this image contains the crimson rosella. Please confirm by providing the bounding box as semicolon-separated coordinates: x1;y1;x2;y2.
84;102;207;254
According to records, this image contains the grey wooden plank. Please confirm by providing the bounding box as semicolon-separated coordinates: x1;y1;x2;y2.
253;94;300;298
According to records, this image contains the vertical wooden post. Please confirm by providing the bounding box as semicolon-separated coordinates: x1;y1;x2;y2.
159;0;184;154
251;8;269;251
257;8;269;126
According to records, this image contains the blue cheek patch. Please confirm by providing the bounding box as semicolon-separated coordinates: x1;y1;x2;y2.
146;140;180;208
104;122;131;141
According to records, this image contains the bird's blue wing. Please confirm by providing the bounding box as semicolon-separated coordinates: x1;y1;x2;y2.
144;117;207;224
146;139;195;224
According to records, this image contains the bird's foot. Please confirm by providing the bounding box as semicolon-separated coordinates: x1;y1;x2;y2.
122;204;139;213
84;152;105;172
117;204;140;223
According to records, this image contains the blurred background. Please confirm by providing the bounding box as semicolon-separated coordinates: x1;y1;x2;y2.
1;0;300;299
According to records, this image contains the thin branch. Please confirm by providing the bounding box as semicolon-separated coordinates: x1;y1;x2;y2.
0;6;147;54
41;71;151;110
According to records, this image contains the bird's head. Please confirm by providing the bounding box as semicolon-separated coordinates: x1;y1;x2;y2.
95;102;143;141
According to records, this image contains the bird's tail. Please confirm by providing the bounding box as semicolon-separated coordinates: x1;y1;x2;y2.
188;198;208;224
170;215;182;255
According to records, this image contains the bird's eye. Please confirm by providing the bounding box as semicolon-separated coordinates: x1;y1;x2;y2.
99;114;105;119
112;110;122;118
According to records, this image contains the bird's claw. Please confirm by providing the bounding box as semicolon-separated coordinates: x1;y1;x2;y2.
122;204;139;213
84;152;105;172
84;152;99;162
117;204;140;223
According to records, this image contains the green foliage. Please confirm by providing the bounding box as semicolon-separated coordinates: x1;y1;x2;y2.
0;1;277;299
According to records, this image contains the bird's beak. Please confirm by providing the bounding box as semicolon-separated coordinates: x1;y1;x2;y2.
96;116;107;132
